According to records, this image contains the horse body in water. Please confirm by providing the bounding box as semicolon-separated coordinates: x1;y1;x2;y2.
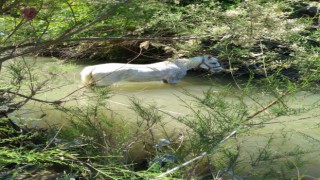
80;55;223;87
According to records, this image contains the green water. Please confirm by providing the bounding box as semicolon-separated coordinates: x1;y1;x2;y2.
2;57;223;127
2;57;320;178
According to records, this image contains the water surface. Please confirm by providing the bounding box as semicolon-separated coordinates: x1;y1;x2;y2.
2;56;320;178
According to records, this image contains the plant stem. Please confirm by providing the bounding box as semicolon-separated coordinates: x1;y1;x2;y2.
157;130;237;178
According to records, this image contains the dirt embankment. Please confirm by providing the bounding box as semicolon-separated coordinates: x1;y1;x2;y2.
39;2;320;80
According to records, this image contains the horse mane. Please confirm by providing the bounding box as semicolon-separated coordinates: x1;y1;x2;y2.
173;56;204;70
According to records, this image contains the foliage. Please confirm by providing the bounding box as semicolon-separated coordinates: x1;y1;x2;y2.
176;87;248;151
1;0;320;179
1;0;320;79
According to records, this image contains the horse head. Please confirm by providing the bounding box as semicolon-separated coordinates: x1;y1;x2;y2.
198;55;224;73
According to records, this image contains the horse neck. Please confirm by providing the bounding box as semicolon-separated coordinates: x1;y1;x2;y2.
174;57;202;70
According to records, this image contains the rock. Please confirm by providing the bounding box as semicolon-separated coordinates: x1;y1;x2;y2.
149;154;177;167
289;4;318;18
307;39;320;47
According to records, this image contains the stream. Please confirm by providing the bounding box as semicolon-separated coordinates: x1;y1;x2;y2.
2;56;320;178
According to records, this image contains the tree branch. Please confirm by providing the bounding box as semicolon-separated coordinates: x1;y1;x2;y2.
5;90;63;105
66;1;77;24
245;90;291;121
64;35;214;42
0;0;19;15
157;130;237;178
2;19;25;44
0;0;130;64
0;34;212;54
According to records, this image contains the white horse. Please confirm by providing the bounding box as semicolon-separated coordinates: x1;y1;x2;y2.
80;55;223;87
